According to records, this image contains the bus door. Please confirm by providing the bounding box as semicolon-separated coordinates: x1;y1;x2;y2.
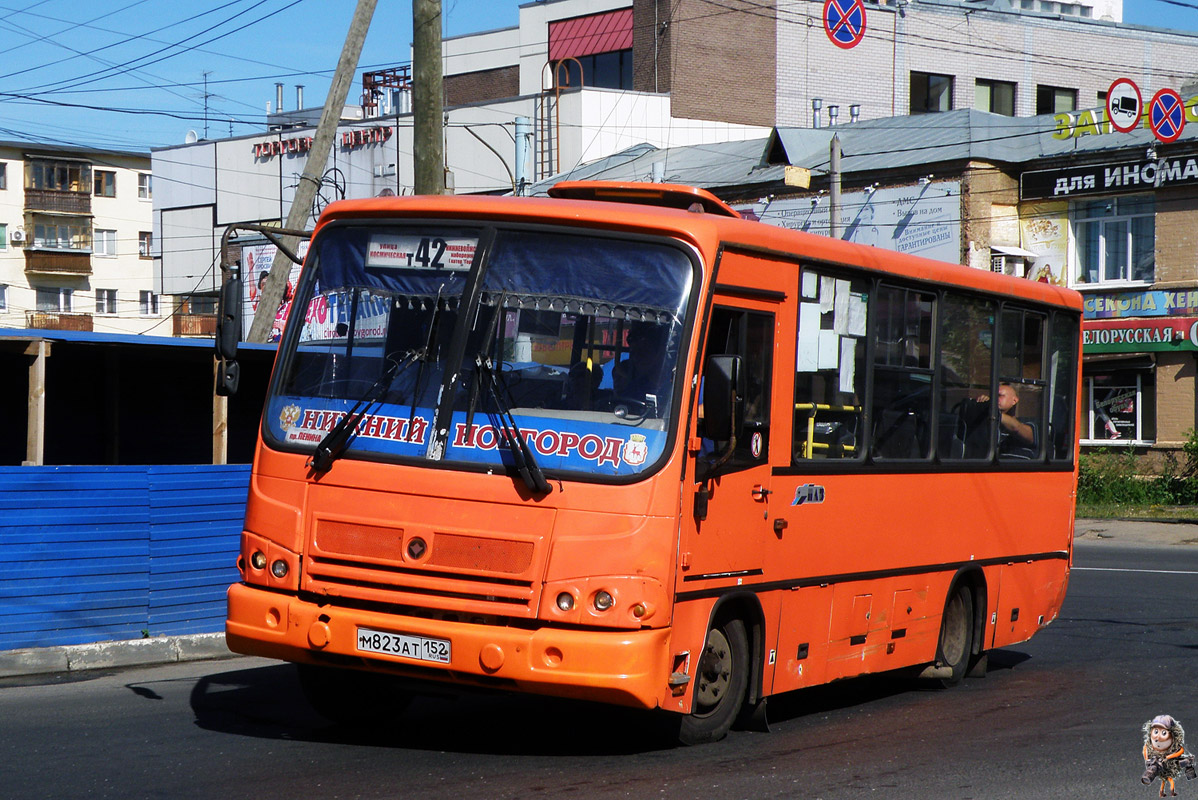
682;290;785;586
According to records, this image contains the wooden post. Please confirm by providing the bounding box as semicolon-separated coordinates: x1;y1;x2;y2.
24;340;49;466
213;357;228;465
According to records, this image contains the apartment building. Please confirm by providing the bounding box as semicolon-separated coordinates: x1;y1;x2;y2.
0;143;185;336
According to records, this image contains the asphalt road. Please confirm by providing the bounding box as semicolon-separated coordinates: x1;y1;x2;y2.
3;538;1197;800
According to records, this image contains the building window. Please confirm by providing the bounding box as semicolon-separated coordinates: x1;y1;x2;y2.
976;79;1016;116
96;288;117;314
186;294;217;314
36;287;73;312
32;217;92;250
0;223;6;251
138;173;152;199
911;72;954;113
27;160;90;192
1073;195;1154;285
0;163;6;190
93;170;116;197
553;49;633;91
94;228;117;257
0;284;7;311
140;290;159;316
1037;85;1077;115
139;231;152;258
1085;370;1154;443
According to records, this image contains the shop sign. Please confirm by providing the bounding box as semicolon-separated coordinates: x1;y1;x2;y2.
341;125;394;149
1021;156;1198;200
253;136;314;160
1052;93;1198;140
1083;290;1198;319
1082;317;1198;353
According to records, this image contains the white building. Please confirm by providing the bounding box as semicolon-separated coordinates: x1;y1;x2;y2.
0;143;174;335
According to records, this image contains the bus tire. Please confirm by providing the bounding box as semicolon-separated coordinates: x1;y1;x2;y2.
296;663;411;724
935;583;974;688
678;617;749;746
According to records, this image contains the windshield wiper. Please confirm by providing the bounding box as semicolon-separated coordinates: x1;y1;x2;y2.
308;350;420;473
475;353;551;495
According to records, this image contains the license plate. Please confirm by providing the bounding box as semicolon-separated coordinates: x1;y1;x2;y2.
356;627;451;664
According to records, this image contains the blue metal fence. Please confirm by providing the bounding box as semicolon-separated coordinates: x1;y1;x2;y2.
0;465;249;651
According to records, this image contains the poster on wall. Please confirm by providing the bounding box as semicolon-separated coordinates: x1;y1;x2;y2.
1090;381;1137;440
1018;201;1069;286
241;241;310;342
734;182;962;265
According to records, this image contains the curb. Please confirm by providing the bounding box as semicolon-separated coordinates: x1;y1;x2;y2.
0;633;237;679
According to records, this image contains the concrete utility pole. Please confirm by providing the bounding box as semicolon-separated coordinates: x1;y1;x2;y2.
246;0;378;343
413;0;445;195
829;134;842;239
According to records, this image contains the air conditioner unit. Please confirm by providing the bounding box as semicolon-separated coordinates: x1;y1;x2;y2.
10;228;26;243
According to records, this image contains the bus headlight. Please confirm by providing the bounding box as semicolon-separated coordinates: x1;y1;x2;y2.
594;590;614;611
271;560;289;579
250;551;267;570
556;592;575;611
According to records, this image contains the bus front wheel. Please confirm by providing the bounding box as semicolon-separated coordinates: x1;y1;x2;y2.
935;583;974;687
678;617;749;745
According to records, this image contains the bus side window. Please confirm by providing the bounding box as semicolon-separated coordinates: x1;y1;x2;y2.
1047;313;1079;462
870;285;935;460
938;294;996;461
698;308;773;475
793;271;868;461
997;308;1047;461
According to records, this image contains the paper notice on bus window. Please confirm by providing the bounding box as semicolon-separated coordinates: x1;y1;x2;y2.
820;276;836;313
839;338;856;393
801;271;818;299
366;234;477;271
797;302;820;372
848;292;868;336
833;279;851;334
818;330;839;370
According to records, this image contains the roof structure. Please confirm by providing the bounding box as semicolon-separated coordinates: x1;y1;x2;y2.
533;108;1183;196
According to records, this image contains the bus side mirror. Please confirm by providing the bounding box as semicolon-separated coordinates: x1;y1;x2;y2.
216;358;240;397
216;278;242;361
703;354;743;442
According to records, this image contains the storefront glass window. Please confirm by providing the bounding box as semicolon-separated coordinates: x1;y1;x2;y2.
1085;370;1154;443
1072;195;1154;286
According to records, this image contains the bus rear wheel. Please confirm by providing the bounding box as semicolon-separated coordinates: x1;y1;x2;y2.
935;583;974;687
296;663;412;725
678;618;749;746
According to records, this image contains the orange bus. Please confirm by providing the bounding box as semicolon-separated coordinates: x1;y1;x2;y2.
223;182;1081;744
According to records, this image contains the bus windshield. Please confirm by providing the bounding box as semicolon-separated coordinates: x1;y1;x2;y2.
265;223;696;479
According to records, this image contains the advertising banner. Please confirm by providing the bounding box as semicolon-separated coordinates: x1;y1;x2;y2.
1083;317;1198;353
241;241;310;342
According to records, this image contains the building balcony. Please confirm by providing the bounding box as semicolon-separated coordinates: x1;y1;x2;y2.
24;188;91;215
174;313;217;337
24;250;92;276
26;311;94;332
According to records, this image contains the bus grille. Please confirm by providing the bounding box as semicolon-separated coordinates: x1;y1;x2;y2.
305;519;540;617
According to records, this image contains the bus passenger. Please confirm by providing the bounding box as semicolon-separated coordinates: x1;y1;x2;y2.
978;383;1035;453
612;322;671;414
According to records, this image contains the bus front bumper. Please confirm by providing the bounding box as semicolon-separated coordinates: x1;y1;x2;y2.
226;582;675;710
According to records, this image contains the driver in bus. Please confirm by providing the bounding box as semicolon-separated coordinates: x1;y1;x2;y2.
612;322;671;415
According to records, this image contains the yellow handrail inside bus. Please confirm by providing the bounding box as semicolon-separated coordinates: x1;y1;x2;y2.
794;403;862;459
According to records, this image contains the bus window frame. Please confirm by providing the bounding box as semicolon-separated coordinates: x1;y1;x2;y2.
772;262;1080;477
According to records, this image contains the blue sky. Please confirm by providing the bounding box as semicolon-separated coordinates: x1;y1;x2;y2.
0;0;1193;153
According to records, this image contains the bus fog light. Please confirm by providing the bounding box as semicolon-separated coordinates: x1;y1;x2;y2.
556;592;575;611
594;591;614;611
271;559;289;579
250;551;267;570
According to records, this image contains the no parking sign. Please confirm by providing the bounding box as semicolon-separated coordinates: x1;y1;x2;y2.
824;0;866;49
1149;88;1186;143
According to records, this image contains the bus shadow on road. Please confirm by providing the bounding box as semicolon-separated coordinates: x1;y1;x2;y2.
190;650;1033;754
190;662;681;754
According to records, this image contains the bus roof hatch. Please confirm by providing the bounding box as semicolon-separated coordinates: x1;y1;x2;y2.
547;181;741;218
